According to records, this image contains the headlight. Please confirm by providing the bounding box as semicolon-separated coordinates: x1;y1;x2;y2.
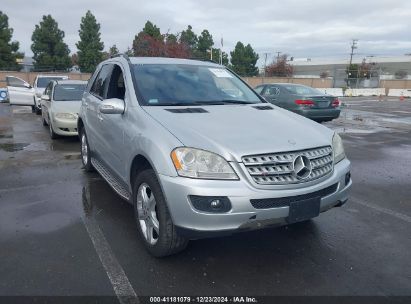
171;147;238;180
55;113;77;120
332;132;345;163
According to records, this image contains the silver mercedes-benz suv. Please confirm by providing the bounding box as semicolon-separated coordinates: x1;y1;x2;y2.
78;55;351;257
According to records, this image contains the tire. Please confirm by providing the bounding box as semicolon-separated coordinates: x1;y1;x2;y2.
133;169;188;257
35;107;41;115
80;129;94;172
49;119;58;139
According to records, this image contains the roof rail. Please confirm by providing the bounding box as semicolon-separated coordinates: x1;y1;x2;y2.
110;53;131;62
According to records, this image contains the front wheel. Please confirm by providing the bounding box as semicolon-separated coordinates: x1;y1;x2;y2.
133;169;188;257
80;129;94;172
49;120;58;139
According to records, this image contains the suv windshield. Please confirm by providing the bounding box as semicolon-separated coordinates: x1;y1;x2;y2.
282;84;323;95
37;77;67;88
132;64;262;106
53;84;86;101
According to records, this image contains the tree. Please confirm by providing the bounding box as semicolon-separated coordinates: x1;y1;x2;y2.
265;54;293;77
76;10;104;73
229;42;259;76
196;29;213;59
108;44;119;57
0;11;23;70
180;25;198;51
211;48;229;65
142;21;161;39
132;21;191;58
31;15;71;71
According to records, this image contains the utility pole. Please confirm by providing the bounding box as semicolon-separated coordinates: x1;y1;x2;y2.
263;52;269;77
347;39;358;87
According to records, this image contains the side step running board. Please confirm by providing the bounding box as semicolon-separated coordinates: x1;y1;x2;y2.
91;157;131;201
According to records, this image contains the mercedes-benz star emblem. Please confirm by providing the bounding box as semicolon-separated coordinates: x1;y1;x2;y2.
292;155;312;179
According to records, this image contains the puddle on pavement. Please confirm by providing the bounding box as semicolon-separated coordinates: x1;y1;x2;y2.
0;143;29;152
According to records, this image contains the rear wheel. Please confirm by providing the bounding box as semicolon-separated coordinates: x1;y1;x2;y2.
133;169;188;257
80;129;94;172
35;106;41;115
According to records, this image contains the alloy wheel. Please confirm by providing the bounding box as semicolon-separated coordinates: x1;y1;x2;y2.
136;183;159;245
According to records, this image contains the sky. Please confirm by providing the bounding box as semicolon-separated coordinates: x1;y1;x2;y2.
2;0;411;67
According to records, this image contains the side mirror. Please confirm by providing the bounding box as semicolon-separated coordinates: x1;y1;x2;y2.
99;98;125;114
24;83;32;89
41;94;50;101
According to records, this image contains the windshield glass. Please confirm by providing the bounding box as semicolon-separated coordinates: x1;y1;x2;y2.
53;84;86;101
282;84;323;95
132;64;262;106
37;77;67;88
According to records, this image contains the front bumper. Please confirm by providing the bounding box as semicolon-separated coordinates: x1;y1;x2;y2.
51;117;78;136
159;158;351;239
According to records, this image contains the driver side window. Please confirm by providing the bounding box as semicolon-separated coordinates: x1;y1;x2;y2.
106;65;126;100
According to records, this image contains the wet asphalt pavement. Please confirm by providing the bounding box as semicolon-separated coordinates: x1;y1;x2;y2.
0;98;410;300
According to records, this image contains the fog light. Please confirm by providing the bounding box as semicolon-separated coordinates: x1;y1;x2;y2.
345;172;351;186
189;196;231;213
210;199;222;209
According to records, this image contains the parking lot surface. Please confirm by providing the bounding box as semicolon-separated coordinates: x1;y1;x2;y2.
0;98;410;300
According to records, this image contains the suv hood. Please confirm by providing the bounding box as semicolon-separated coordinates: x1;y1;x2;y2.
144;104;334;162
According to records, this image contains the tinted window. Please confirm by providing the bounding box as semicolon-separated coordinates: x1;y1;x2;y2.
53;84;86;101
283;85;322;95
254;86;264;94
106;65;125;100
37;77;67;88
265;86;280;95
6;77;27;88
132;64;262;106
90;65;113;99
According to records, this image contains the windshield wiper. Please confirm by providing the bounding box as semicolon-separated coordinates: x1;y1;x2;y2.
217;99;256;104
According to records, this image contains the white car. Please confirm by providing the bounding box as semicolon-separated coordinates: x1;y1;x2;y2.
6;76;36;112
33;75;69;114
41;80;87;139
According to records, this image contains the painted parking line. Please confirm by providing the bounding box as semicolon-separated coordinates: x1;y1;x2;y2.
351;196;411;223
83;186;139;304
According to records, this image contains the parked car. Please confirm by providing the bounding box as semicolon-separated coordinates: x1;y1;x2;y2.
41;80;87;139
254;83;341;122
78;56;351;257
33;75;69;115
6;76;36;111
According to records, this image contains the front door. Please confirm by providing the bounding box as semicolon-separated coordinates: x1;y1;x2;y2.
97;64;128;181
6;76;35;106
86;64;113;158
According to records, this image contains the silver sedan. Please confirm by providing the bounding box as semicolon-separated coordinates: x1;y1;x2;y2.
41;80;87;139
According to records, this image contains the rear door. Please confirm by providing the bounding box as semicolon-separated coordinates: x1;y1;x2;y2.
6;76;35;106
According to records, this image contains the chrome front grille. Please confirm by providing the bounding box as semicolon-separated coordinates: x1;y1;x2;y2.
242;146;333;185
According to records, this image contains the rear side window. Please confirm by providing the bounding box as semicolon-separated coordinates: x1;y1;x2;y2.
90;65;113;99
254;86;264;94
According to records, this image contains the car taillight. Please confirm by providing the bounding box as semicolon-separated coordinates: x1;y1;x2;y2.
295;99;314;106
332;98;340;107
